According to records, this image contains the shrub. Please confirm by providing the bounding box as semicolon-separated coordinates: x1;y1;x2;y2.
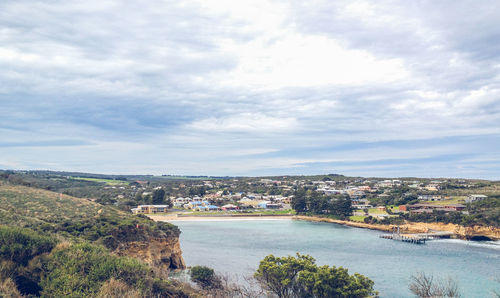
0;225;56;266
39;243;149;297
96;278;141;298
255;253;376;298
190;265;222;289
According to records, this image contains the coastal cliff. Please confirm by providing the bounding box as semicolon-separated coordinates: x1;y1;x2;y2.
294;215;500;240
114;235;186;270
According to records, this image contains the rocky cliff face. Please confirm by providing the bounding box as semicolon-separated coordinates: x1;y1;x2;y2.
295;216;500;240
114;235;186;270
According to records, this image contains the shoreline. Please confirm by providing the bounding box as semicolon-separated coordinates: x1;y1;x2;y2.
294;215;500;241
149;214;295;222
149;213;499;240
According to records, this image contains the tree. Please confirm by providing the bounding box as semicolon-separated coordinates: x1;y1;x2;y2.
329;197;353;218
189;265;221;290
298;265;375;298
254;254;316;298
291;189;307;213
255;254;375;298
152;189;165;204
165;197;173;208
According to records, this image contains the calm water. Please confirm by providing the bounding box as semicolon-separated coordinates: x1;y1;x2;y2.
173;219;499;297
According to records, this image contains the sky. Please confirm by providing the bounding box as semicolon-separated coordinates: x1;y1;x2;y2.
1;0;500;179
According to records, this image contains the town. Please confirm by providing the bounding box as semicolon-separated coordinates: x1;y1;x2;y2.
2;171;496;228
128;177;490;222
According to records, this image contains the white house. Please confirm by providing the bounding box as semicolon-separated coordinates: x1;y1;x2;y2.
466;194;488;203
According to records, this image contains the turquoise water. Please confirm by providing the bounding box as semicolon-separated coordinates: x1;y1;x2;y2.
173;219;499;297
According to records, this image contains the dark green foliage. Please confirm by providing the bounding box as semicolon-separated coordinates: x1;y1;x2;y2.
291;188;307;213
328;197;353;219
255;254;316;298
291;188;353;218
0;226;56;266
189;186;206;196
298;266;375;298
152;188;166;204
190;265;222;289
255;253;376;298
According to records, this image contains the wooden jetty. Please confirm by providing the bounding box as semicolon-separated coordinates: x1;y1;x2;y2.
379;226;428;244
379;233;426;244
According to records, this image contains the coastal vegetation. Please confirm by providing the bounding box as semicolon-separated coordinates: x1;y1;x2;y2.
291;187;354;219
255;253;376;298
0;180;195;297
189;265;222;290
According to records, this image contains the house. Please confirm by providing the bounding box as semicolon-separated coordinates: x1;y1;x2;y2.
257;201;272;209
131;205;168;214
352;203;373;209
418;195;444;201
185;201;209;210
256;201;282;209
239;198;260;207
265;203;283;209
424;184;440;191
173;197;192;207
274;197;292;204
221;204;239;211
407;203;466;214
196;205;220;212
466;194;488;203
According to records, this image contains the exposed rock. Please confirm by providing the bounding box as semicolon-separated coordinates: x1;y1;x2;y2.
114;236;186;270
294;215;500;240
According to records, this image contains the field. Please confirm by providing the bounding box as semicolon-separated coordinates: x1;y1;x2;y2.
349;215;367;222
420;197;466;205
368;207;388;214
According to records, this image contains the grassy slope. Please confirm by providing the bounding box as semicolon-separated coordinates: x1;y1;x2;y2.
0;181;179;242
0;181;118;228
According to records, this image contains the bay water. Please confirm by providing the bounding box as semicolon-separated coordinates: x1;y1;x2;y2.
173;219;499;297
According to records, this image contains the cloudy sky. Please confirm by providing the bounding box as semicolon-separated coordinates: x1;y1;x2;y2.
1;0;499;179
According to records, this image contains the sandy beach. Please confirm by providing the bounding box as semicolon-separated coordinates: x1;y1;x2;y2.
148;214;499;240
149;214;295;222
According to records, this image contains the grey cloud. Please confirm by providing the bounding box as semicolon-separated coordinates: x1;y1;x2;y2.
0;0;499;178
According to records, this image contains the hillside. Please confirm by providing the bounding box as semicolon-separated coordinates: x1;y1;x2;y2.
0;181;192;297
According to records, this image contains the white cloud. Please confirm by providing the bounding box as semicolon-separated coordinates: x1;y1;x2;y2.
215;33;408;90
188;113;297;133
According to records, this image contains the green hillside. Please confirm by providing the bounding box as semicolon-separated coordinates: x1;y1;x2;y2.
0;181;179;245
0;181;197;297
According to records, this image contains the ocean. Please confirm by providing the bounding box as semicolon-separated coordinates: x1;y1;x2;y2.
173;219;499;297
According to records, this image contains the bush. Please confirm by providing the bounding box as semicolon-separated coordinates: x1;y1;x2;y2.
190;265;222;289
0;225;56;266
255;253;376;298
39;243;149;297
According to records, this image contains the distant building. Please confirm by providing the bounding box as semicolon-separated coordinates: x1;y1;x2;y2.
466;194;488;203
131;205;168;214
221;204;239;211
418;195;444;201
407;203;466;214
